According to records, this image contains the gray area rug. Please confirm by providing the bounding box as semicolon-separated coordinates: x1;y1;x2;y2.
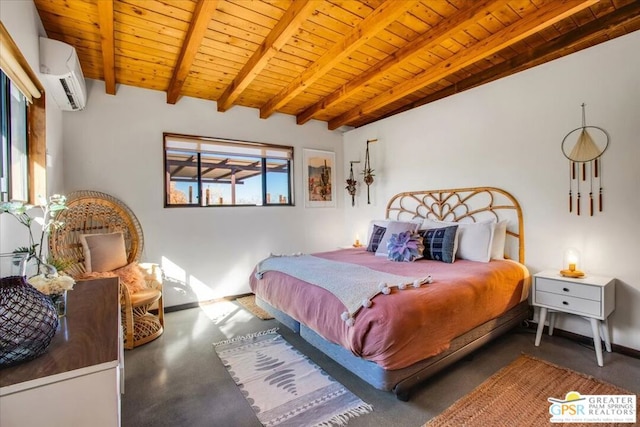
214;329;372;426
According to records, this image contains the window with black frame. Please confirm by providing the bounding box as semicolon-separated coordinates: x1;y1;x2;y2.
164;133;294;207
1;70;29;202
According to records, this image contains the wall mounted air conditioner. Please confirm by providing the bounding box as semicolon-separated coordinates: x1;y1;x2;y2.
39;37;87;111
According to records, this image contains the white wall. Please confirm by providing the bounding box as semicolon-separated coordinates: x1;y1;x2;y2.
62;82;345;306
0;1;64;255
343;31;640;351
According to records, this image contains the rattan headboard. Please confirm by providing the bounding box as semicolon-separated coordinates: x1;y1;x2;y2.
386;187;524;263
49;190;144;277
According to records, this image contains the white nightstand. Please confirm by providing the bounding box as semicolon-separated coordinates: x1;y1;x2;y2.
532;270;615;367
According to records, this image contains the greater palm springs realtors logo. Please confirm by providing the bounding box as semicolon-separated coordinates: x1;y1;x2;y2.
548;391;636;423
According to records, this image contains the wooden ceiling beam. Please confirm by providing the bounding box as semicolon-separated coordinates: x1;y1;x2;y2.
217;0;316;113
296;0;505;125
259;0;418;120
96;0;115;95
328;0;598;130
376;1;640;126
166;0;220;105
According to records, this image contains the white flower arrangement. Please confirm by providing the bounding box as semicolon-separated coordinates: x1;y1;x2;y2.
28;273;75;296
0;194;68;273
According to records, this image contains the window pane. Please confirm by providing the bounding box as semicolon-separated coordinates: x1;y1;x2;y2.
0;73;28;202
164;133;293;208
166;149;199;205
266;159;290;205
9;83;28;201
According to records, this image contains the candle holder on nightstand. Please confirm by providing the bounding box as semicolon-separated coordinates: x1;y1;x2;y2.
560;247;585;278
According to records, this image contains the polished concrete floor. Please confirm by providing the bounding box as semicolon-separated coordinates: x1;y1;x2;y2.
121;301;640;427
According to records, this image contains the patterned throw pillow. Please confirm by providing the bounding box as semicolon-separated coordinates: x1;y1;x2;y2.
420;225;459;263
387;231;424;262
366;225;386;252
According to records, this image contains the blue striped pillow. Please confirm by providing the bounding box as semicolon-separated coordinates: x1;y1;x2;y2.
420;225;458;263
366;225;386;252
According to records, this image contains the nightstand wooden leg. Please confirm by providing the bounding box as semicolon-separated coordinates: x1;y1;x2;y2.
548;312;556;336
589;318;604;367
601;319;612;352
535;307;548;346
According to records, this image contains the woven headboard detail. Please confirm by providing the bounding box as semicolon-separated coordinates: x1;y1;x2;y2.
386;187;524;263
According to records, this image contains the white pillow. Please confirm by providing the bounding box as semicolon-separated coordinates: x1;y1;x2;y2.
422;219;494;262
490;220;508;260
375;221;420;257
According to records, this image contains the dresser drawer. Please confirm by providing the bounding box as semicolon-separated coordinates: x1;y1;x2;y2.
535;291;602;317
535;277;601;301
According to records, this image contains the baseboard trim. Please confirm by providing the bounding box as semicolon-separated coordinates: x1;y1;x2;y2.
164;293;253;313
529;322;640;359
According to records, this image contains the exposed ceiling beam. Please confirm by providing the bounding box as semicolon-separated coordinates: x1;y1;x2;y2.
259;0;418;120
296;0;504;125
217;0;316;112
96;0;115;95
166;0;220;105
377;1;640;126
201;158;229;175
170;155;196;176
215;161;261;180
328;0;598;130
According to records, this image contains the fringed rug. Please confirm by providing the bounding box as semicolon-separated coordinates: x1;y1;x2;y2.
214;329;372;426
424;354;638;427
236;295;274;320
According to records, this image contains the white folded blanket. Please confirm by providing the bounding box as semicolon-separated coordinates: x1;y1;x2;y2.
255;254;431;325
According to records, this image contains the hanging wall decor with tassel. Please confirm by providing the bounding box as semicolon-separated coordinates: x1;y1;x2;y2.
561;103;609;216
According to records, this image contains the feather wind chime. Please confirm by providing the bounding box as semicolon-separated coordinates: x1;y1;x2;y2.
345;161;359;207
561;104;609;216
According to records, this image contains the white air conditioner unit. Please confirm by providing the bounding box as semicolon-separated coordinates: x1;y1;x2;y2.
39;37;87;111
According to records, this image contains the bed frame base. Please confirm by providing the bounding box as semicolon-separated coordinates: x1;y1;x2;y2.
256;296;531;401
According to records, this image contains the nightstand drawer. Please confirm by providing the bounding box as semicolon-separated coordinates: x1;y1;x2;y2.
535;291;601;317
535;277;600;301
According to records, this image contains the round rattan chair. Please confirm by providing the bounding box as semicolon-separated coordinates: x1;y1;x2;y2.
49;190;164;349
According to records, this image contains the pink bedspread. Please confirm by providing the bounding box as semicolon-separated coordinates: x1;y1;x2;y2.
250;248;529;370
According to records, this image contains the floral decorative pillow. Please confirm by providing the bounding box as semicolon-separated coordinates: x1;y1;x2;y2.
375;221;420;256
387;231;424;262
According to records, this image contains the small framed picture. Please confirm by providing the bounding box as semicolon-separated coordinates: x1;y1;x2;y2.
303;149;336;208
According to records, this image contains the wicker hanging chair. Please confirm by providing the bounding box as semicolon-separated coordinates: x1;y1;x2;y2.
49;190;164;349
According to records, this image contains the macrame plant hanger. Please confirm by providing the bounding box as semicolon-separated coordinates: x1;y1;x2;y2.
345;161;359;207
363;139;377;204
561;103;609;216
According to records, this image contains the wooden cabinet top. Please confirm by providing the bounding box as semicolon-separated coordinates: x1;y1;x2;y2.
0;278;120;392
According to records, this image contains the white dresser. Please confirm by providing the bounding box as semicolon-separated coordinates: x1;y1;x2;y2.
0;278;123;426
532;270;615;366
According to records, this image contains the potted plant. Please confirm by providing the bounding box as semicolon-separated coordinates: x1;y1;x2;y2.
1;195;74;316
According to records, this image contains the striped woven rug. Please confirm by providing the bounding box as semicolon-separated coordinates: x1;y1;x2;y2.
235;295;274;320
424;354;637;427
214;329;372;426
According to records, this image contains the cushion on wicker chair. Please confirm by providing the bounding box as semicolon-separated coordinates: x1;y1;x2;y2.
129;288;162;306
80;232;128;273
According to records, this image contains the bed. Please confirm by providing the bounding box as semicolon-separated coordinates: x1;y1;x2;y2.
250;187;531;401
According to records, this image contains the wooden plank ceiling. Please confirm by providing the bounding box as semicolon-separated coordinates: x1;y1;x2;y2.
33;0;640;129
